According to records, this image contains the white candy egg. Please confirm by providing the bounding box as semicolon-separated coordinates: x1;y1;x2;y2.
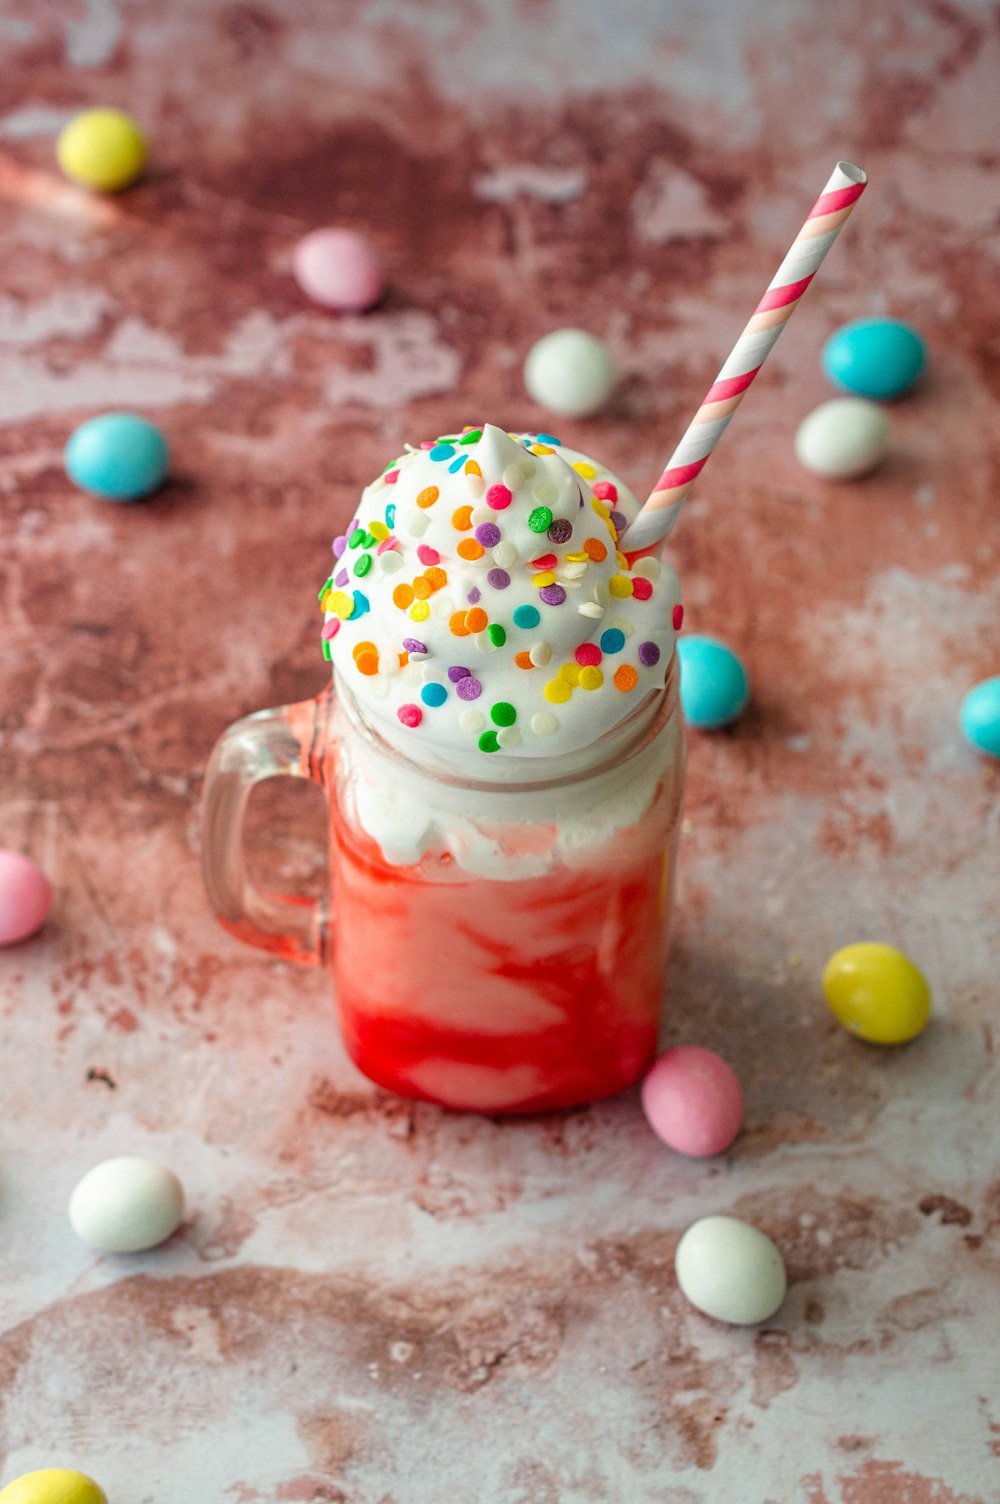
675;1215;787;1325
68;1156;185;1253
794;397;889;479
523;328;616;418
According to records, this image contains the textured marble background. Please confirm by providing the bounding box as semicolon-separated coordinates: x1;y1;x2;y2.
2;1;999;1500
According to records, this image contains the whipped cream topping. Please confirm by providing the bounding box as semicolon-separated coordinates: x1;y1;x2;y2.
319;424;681;761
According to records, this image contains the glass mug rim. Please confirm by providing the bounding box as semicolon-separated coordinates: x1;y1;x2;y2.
332;648;680;795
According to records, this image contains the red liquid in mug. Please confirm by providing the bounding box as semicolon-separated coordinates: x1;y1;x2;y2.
328;772;678;1113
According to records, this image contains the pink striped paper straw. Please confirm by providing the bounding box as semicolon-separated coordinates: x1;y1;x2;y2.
622;160;868;554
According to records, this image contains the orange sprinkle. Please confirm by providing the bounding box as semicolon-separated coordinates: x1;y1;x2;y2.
352;640;377;661
424;566;447;591
398;652;409;667
614;665;639;692
416;486;440;509
457;538;485;561
355;650;379;676
583;538;608;562
450;611;471;636
514;651;534;670
451;505;474;531
464;460;482;477
392;583;414;609
465;606;488;633
412;576;432;600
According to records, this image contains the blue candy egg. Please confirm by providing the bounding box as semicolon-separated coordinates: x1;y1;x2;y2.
960;677;1000;759
65;413;169;501
677;635;750;730
822;319;925;400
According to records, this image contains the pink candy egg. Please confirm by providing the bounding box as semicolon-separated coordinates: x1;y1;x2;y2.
641;1045;744;1157
0;849;53;946
292;228;384;312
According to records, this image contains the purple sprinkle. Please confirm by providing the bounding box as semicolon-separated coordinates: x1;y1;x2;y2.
610;510;628;537
486;567;511;590
638;641;661;666
335;568;349;587
332;535;347;558
539;584;567;606
347;518;359;534
475;522;502;548
467;587;482;605
403;638;428;654
456;675;482;701
548;518;572;544
447;665;471;682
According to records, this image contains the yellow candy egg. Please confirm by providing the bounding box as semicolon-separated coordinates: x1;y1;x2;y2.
823;943;931;1045
0;1469;107;1504
56;108;147;192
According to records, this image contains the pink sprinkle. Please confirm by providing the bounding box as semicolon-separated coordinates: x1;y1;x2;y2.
420;441;435;450
397;703;423;728
384;469;399;485
486;484;512;510
377;536;400;554
530;553;558;570
592;481;618;503
632;577;653;601
575;643;602;667
417;544;441;566
321;618;340;640
673;604;684;630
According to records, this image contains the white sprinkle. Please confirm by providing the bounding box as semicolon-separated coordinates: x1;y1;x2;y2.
492;541;518;568
529;640;553;666
633;556;662;580
531;712;559;736
459;708;486;733
467;473;485;498
378;550;405;575
433;595;454;617
560;562;588;580
607;615;634;638
476;630;498;654
369;676;390;699
531;480;556;506
381;653;400;677
502;463;525;490
471;504;492;527
421;663;440;682
497;726;522;749
405;512;429;537
578;601;604;619
521;457;537;477
595;581;609;605
408;650;430;662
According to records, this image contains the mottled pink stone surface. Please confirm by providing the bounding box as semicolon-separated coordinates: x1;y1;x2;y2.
1;3;999;1500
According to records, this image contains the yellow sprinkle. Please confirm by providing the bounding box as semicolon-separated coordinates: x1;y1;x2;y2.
591;497;611;519
532;570;556;587
565;551;588;563
329;590;354;618
616;551;630;569
607;520;619;542
464;459;482;477
369;521;390;540
578;666;604;691
572;461;597;478
409;600;431;621
531;443;555;455
319;589;333;610
544;679;572;704
608;575;634;598
558;662;582;685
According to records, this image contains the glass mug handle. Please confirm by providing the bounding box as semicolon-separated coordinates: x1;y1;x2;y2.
201;688;333;966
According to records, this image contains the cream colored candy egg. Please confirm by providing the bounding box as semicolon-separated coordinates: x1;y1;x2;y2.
68;1155;184;1253
794;397;889;479
675;1215;787;1325
0;1469;107;1504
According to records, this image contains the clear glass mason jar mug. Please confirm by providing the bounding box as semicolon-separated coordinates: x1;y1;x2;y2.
201;656;685;1114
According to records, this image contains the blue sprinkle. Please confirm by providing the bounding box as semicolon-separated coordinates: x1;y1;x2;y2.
536;432;561;446
448;454;466;473
513;604;541;629
421;683;448;708
600;628;626;654
429;444;455;461
385;502;396;527
351;590;370;618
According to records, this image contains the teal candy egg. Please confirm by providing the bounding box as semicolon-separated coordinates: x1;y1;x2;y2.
822;319;925;400
65;413;169;501
960;677;1000;759
677;635;750;730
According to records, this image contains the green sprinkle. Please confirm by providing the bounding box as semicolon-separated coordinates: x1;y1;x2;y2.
362;531;377;548
491;701;516;727
478;730;501;753
317;577;334;602
354;553;372;577
528;506;553;533
458;428;482;445
487;623;507;647
348;528;365;549
321;639;333;661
